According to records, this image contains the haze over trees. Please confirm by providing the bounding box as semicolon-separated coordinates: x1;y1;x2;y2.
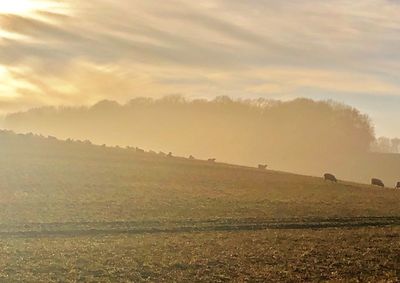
371;137;400;154
4;95;398;183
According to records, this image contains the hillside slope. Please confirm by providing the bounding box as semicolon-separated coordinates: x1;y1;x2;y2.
3;131;400;282
0;130;400;228
4;97;379;184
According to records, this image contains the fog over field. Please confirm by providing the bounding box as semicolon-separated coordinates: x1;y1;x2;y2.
1;127;400;281
3;96;400;185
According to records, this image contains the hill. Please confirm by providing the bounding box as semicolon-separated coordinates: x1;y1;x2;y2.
1;131;400;281
1;129;400;226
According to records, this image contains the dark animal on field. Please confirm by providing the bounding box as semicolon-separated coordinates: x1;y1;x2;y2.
167;152;173;157
135;147;145;153
371;178;384;187
395;182;400;189
324;173;337;182
258;164;268;170
189;155;195;160
208;158;216;163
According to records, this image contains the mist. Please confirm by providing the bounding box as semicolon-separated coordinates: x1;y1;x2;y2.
5;95;398;184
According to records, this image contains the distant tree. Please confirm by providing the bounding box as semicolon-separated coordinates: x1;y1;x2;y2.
391;138;400;153
371;136;399;153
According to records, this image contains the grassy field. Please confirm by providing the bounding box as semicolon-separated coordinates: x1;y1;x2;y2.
1;131;400;281
1;227;400;282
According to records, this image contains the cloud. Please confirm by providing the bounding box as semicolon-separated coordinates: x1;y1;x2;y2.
1;0;400;127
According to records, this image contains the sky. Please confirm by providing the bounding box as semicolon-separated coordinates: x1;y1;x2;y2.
0;0;400;137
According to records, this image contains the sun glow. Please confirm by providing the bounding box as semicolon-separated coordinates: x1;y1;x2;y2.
0;66;17;98
0;0;51;15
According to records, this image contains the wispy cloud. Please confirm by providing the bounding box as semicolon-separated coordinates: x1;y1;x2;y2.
1;0;400;134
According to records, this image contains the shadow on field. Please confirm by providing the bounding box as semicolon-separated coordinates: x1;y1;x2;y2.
2;216;400;238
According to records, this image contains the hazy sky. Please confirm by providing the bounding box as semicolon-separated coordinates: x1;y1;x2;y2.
0;0;400;136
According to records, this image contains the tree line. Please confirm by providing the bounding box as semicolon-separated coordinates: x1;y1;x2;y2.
4;96;376;177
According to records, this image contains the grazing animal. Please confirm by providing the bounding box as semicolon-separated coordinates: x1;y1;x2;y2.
324;173;337;183
258;164;268;170
167;152;173;157
371;178;384;187
208;158;216;163
189;155;195;160
395;182;400;189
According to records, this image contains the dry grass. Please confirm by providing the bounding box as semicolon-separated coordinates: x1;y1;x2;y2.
2;151;400;224
1;134;400;281
1;227;400;282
